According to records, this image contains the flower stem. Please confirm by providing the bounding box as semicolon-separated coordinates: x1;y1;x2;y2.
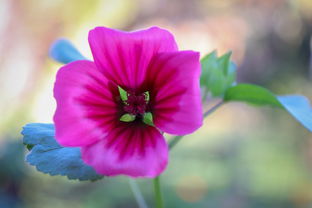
169;100;224;150
152;101;224;208
203;100;224;118
128;179;148;208
168;135;183;149
153;176;164;208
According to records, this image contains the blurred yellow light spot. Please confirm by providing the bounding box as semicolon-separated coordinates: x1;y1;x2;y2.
175;175;208;203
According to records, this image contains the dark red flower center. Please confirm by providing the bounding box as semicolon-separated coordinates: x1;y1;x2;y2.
123;92;148;115
118;86;153;126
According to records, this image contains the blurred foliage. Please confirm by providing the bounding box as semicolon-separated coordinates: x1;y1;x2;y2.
0;140;26;208
201;51;236;98
1;0;312;207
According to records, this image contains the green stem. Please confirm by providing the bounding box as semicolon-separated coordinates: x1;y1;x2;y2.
203;100;224;118
128;178;148;208
153;176;164;208
169;100;224;150
169;135;183;149
152;101;224;208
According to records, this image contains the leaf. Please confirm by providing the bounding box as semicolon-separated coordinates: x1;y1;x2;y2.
21;123;103;181
49;39;86;64
120;114;136;122
143;112;154;126
277;95;312;132
118;86;128;102
224;83;312;132
200;51;236;97
218;51;232;74
224;84;283;108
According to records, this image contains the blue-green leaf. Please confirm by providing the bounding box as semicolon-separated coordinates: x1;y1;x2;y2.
277;95;312;132
224;84;312;132
49;39;86;64
22;123;103;181
200;51;236;97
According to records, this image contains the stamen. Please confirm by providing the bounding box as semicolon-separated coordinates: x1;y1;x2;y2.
118;86;154;125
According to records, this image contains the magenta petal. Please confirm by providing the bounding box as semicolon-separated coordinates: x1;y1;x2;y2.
148;51;203;135
81;125;168;178
88;26;178;89
53;60;118;147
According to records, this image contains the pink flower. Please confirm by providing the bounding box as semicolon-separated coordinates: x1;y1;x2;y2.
53;26;203;178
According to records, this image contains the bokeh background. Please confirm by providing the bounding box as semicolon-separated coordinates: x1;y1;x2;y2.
1;0;312;207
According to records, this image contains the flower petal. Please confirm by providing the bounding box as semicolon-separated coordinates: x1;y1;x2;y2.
88;26;178;89
147;51;203;135
53;60;118;147
81;125;168;178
